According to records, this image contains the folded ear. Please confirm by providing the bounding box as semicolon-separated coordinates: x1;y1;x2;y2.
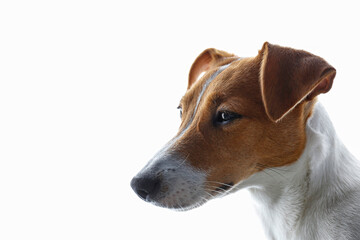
260;42;336;122
188;48;235;89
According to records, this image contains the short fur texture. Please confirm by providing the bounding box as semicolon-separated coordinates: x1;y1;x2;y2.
131;42;360;240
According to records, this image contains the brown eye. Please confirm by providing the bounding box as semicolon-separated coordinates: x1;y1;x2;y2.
177;106;183;118
215;111;242;125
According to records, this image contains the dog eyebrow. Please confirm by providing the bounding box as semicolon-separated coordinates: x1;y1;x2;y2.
175;63;234;140
177;59;243;142
192;63;233;118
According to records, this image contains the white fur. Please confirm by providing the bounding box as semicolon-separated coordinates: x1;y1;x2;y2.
135;67;360;238
236;102;360;240
186;62;233;132
137;62;235;209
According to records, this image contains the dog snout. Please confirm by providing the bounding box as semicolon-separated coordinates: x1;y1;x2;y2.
130;175;161;202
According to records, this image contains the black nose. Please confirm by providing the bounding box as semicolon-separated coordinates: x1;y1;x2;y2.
130;175;161;201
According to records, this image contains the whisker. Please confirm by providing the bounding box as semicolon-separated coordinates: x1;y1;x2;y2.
175;198;184;211
254;164;277;180
204;181;234;188
256;162;293;173
203;189;218;198
203;180;234;192
255;163;289;180
175;156;188;169
203;187;228;196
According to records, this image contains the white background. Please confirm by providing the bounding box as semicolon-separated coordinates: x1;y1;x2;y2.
1;1;360;239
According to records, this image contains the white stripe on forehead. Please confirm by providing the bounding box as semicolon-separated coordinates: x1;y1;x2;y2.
180;61;236;135
192;63;232;120
147;59;239;168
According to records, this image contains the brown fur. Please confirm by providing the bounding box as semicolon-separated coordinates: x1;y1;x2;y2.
173;43;335;192
188;48;237;89
260;42;336;122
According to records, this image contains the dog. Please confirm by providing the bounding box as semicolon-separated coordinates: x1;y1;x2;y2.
131;43;360;240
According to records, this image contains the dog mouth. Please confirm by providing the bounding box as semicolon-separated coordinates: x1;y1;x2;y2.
149;180;207;211
131;154;237;211
147;181;235;211
215;182;234;192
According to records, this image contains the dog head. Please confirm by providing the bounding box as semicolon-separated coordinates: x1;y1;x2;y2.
131;42;336;210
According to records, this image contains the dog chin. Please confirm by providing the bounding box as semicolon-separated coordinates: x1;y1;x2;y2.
151;197;209;212
150;188;233;211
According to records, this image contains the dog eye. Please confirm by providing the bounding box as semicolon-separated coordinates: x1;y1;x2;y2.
177;106;183;118
215;111;242;125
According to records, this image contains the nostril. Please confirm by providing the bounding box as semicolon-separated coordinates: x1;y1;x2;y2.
136;189;149;200
130;176;161;201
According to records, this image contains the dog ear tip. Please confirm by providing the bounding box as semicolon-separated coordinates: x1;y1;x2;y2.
323;66;336;75
261;41;269;49
328;68;336;78
259;42;270;56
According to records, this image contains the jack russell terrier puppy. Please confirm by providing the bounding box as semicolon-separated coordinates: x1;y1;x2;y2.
131;42;360;240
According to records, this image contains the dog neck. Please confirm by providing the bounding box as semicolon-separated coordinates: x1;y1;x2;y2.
241;102;360;240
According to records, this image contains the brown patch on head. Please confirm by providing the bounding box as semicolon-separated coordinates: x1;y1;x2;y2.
173;43;335;193
188;48;238;90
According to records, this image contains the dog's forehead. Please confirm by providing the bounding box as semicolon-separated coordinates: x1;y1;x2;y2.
182;67;219;104
182;57;261;108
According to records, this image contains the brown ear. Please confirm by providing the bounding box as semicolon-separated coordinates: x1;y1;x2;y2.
188;48;235;89
260;42;336;122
